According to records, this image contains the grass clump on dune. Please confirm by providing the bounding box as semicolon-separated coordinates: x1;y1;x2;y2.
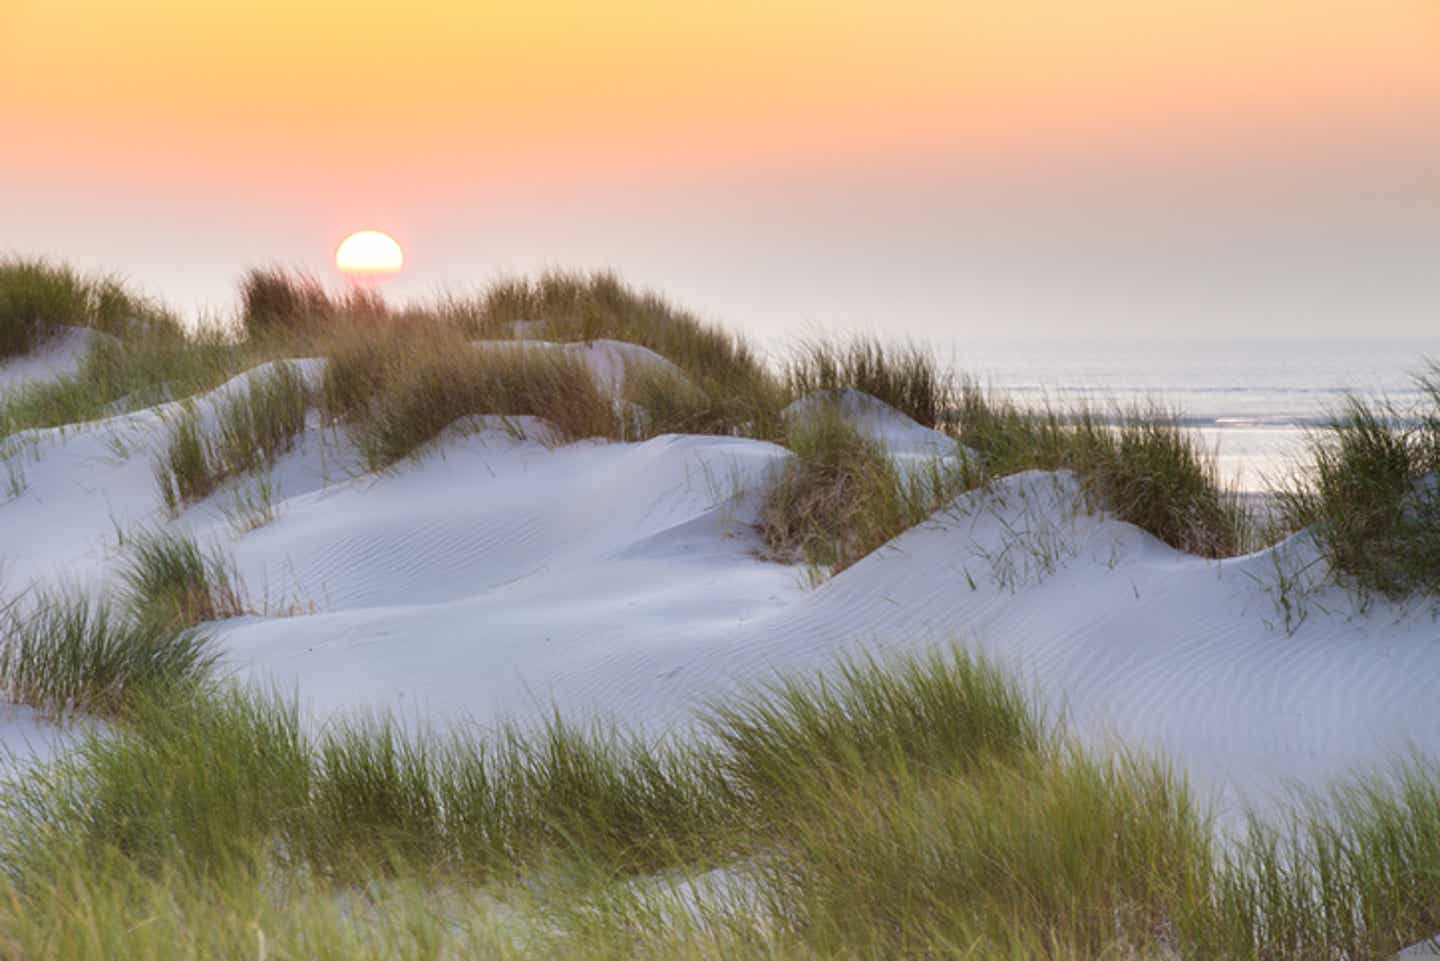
120;528;248;629
0;257;179;362
0;259;92;360
238;266;387;338
152;362;310;511
212;361;310;472
955;382;1254;558
621;360;786;440
1277;371;1440;598
761;403;964;574
0;589;215;721
784;335;955;429
0;686;312;876
473;271;787;433
746;747;1213;958
0;686;727;886
709;648;1041;806
1;325;242;441
352;343;620;469
153;405;212;507
1206;762;1440;960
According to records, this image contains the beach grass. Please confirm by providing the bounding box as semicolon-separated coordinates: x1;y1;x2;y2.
621;360;786;440
784;335;955;430
1276;370;1440;598
0;588;215;721
0;257;179;362
955;381;1256;557
0;646;1437;959
0;326;244;441
152;361;310;511
239;266;341;337
473;271;787;429
0;259;93;360
119;528;249;629
761;402;965;574
351;342;621;468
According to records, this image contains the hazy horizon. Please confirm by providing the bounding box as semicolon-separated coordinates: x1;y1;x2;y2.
5;0;1437;342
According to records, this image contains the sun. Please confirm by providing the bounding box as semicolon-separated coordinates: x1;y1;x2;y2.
336;230;404;277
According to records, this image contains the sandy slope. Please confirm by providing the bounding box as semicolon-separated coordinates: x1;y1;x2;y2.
1;345;1438;825
0;326;106;394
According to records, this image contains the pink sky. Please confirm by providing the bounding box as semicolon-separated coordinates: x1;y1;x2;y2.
4;0;1438;339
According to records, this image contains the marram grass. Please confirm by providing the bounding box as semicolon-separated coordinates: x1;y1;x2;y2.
2;646;1439;959
353;343;621;469
954;380;1257;558
152;361;310;511
1277;370;1440;598
761;401;966;575
0;588;214;721
0;257;178;361
119;527;249;629
4;256;1266;570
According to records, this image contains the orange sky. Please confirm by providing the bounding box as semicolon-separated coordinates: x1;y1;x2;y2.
3;0;1438;336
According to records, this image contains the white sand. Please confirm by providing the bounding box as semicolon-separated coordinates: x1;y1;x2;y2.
1;342;1438;828
0;326;104;395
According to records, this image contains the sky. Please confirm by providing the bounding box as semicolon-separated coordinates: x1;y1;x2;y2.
2;0;1438;341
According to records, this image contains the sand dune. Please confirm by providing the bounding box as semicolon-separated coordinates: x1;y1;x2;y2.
2;344;1438;828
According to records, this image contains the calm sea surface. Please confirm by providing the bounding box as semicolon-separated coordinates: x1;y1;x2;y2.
944;338;1440;492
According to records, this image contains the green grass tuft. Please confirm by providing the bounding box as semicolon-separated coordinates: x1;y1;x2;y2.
1;326;242;441
0;686;310;876
1277;372;1440;597
0;647;1439;959
955;383;1254;558
0;257;178;362
120;528;249;629
749;746;1214;958
621;361;781;439
761;402;964;574
153;363;310;511
0;588;215;721
709;647;1042;807
152;404;213;511
0;259;91;359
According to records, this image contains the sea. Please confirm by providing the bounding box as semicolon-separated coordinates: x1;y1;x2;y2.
940;338;1440;493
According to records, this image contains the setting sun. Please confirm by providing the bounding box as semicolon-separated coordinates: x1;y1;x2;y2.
335;230;404;277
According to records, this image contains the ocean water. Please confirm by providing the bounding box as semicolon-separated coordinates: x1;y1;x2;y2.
943;338;1440;492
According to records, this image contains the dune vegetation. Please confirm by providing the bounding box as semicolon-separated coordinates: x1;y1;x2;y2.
4;258;1435;581
952;382;1258;557
119;527;250;630
0;257;179;362
2;264;1277;564
0;587;214;721
0;635;1435;959
761;402;966;574
1277;368;1440;598
153;361;311;511
3;259;1440;957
